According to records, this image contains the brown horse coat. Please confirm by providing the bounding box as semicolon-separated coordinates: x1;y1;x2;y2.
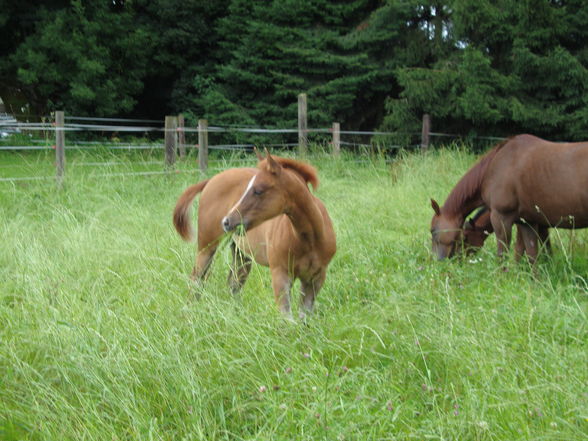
432;134;575;262
481;134;588;260
173;153;336;318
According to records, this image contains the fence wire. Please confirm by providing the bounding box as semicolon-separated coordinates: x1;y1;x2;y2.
1;114;509;183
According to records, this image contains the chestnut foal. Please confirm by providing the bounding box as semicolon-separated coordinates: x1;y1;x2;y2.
173;151;336;319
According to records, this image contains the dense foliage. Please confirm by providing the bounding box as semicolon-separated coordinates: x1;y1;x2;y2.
1;0;588;139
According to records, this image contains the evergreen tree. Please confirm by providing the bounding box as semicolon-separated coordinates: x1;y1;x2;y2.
382;0;588;141
190;0;413;138
0;0;226;118
132;0;229;118
2;0;587;142
4;1;153;116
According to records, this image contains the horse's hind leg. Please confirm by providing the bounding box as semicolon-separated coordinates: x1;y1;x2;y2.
191;243;218;281
227;241;252;295
300;271;326;320
514;225;526;261
186;245;217;299
517;223;539;264
192;221;224;282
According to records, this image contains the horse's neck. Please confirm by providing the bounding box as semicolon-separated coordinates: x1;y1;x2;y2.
443;161;489;219
448;194;483;219
284;174;325;245
445;143;504;219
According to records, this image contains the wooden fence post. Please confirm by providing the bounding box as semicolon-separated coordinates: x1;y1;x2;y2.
332;122;340;156
177;113;186;158
165;115;177;168
421;113;431;150
298;93;308;155
55;111;65;185
198;119;208;172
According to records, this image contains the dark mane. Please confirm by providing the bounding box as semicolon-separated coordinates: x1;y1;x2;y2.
443;138;510;216
259;156;319;190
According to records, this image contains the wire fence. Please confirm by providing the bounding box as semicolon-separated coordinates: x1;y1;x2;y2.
0;112;505;184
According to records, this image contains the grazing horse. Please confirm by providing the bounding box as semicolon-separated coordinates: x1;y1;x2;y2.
481;134;584;262
432;134;580;262
173;150;336;318
462;206;551;259
429;139;503;260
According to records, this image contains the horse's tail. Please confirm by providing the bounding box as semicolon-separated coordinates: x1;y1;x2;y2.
173;179;210;241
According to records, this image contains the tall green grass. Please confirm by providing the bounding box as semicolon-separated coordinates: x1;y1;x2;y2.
0;146;586;440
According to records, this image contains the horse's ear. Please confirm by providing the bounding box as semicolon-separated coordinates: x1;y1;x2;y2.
253;146;263;162
431;198;441;216
264;148;282;175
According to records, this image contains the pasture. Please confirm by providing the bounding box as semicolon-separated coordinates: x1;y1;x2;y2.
1;147;587;440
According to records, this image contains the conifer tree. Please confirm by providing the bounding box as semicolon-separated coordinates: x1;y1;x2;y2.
192;0;412;136
382;0;588;141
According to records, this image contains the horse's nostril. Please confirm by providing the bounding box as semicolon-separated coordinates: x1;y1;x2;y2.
222;216;231;231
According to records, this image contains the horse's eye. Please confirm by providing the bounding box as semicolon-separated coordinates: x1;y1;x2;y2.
253;188;263;196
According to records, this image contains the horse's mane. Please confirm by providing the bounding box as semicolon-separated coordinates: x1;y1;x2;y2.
443;138;510;216
259;156;319;190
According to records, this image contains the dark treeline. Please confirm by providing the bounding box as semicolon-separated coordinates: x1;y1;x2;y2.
1;0;587;140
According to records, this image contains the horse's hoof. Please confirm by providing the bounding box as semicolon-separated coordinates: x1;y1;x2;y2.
281;312;296;324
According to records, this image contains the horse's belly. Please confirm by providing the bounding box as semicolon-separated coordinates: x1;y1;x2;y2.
515;151;588;227
519;198;588;228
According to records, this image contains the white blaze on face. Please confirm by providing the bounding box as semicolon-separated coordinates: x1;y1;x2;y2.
229;175;257;214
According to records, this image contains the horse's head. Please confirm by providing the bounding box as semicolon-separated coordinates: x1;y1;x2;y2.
461;207;492;253
430;198;463;260
462;220;486;251
221;150;292;233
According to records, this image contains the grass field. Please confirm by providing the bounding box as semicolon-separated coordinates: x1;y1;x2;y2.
1;147;587;440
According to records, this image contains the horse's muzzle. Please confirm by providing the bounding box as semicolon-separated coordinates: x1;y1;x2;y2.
433;243;454;260
222;214;248;233
222;216;234;232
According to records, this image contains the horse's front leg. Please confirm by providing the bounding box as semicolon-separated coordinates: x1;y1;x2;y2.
189;243;218;298
271;267;293;319
191;244;217;281
490;211;513;258
300;271;326;320
227;241;252;296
